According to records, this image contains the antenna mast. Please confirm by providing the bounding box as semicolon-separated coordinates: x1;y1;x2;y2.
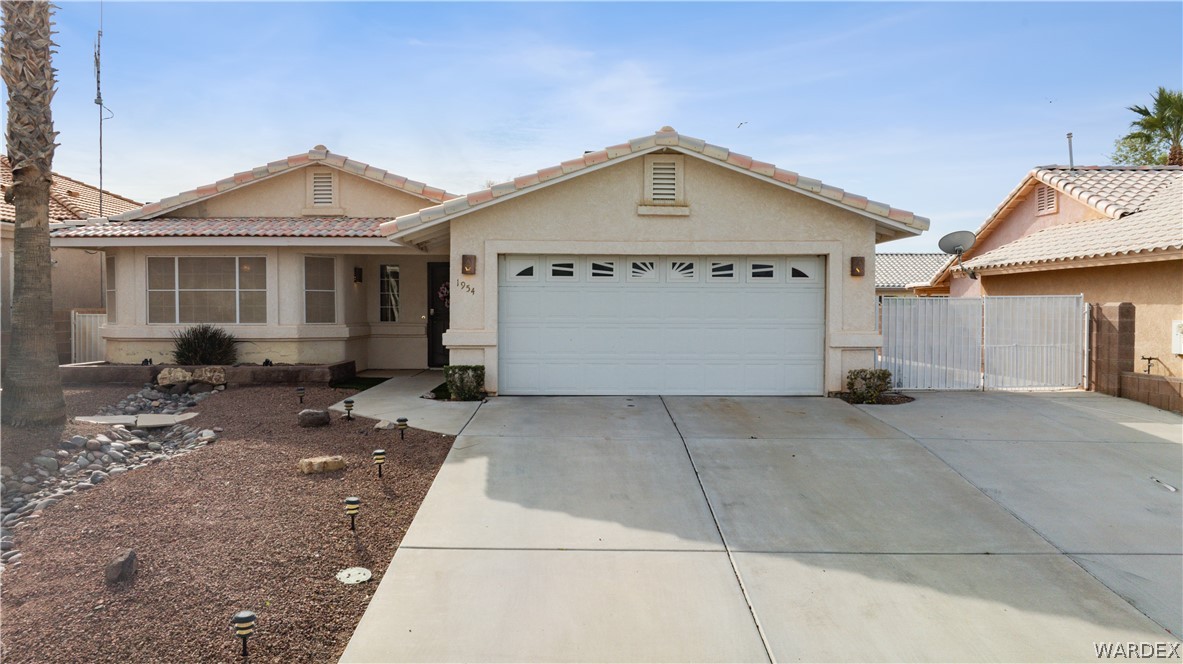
94;2;112;216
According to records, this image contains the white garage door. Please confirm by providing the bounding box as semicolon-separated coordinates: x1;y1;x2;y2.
498;255;825;395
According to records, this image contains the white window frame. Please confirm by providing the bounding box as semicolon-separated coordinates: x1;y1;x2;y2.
707;258;739;283
105;254;117;323
666;258;699;282
146;255;267;325
303;255;337;324
746;258;780;283
379;264;400;323
546;256;579;282
506;256;539;282
627;257;660;282
586;257;620;282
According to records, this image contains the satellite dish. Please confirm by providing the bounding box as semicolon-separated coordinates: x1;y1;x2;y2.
938;230;979;280
939;230;977;256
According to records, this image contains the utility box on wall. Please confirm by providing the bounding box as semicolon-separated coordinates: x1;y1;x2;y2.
1173;320;1183;355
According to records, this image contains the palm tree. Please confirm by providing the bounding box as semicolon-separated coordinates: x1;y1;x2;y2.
1125;87;1183;166
1;0;66;426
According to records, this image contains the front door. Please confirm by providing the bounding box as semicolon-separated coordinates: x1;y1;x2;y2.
427;262;450;367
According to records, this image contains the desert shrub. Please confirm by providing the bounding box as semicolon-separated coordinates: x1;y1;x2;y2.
171;324;239;365
846;368;892;404
443;365;485;401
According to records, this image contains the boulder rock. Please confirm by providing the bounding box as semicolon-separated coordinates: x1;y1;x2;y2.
157;368;193;386
298;409;331;428
190;366;226;386
67;436;87;448
105;548;137;584
31;457;58;472
85;439;102;451
297;455;346;474
187;382;214;394
374;420;395;430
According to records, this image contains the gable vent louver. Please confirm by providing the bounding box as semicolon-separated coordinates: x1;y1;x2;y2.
1035;184;1056;214
650;161;678;202
311;172;335;206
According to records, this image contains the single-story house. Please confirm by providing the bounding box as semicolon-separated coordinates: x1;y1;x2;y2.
874;253;947;297
913;165;1182;381
51;145;455;370
1;155;141;361
52;127;929;395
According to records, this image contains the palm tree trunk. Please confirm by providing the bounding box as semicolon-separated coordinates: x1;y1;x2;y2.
1169;143;1183;167
2;0;66;426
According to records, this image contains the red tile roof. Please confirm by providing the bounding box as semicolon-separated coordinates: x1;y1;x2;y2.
1;156;141;222
50;217;389;238
111;146;456;221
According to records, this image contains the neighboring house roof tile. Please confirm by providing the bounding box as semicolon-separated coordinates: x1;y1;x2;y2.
109;146;457;221
923;165;1182;288
964;176;1183;270
0;155;140;222
388;127;930;237
50;217;389;239
875;253;949;289
1029;165;1179;218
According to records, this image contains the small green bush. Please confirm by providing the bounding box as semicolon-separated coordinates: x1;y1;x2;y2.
443;365;485;401
171;323;239;366
846;368;892;404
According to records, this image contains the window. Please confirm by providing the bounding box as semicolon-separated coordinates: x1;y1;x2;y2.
105;255;116;323
506;257;538;281
749;260;777;280
708;260;737;281
667;259;697;282
304;256;336;323
588;259;617;280
379;265;400;322
547;258;577;281
1035;184;1057;215
628;259;658;282
147;256;266;324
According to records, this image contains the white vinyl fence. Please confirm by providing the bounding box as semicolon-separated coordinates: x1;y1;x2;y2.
879;295;1088;391
71;311;107;363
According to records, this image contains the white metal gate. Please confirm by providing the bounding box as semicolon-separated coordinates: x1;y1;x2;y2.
71;311;107;363
878;295;1087;391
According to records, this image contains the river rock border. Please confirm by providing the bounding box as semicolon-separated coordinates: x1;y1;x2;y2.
0;386;227;573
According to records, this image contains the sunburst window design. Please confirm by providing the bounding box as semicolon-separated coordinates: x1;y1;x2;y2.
590;261;616;279
668;260;696;281
791;267;810;279
515;266;534;277
750;262;776;279
630;260;657;280
709;261;736;280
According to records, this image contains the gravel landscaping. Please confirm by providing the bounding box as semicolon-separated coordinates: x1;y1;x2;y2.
0;384;455;663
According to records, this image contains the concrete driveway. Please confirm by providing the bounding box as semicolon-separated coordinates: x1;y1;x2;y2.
341;392;1181;663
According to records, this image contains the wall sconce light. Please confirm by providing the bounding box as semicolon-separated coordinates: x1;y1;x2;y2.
461;255;477;275
353;267;363;283
850;256;865;277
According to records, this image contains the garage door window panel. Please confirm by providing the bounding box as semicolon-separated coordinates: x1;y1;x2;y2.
628;259;658;282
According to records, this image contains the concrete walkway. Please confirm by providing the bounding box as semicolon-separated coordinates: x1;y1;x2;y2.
328;370;480;436
341;392;1181;662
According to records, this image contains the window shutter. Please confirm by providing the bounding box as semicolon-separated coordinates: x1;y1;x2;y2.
311;172;334;206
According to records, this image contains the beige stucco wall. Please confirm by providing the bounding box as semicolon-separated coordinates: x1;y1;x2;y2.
170;166;434;219
100;245;444;369
443;154;888;394
983;260;1183;377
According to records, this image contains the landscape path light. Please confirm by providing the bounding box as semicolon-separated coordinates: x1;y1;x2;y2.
230;610;257;658
372;449;385;478
397;417;408;440
296;386;305;404
344;399;354;420
344;496;360;531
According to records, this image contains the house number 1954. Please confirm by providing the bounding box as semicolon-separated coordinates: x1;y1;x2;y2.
454;279;476;295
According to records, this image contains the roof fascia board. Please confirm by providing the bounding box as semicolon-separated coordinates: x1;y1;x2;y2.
391;144;923;243
388;148;659;242
973;249;1182;275
51;236;403;248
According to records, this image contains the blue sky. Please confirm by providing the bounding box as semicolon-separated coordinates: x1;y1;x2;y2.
36;1;1183;251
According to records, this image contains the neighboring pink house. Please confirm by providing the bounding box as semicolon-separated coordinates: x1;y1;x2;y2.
914;165;1182;410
